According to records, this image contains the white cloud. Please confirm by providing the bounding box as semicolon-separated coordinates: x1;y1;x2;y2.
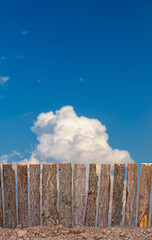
30;105;134;165
1;55;24;61
1;56;6;61
0;76;10;85
0;150;21;164
21;31;29;35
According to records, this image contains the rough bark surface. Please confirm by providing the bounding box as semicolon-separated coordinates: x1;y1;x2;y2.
73;164;86;226
111;164;125;226
42;164;58;225
125;163;137;226
3;164;17;228
98;164;111;227
17;164;29;228
30;164;40;227
0;166;3;227
137;164;151;227
85;164;98;227
59;163;72;227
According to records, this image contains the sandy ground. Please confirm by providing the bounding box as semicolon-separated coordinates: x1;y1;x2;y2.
0;224;152;240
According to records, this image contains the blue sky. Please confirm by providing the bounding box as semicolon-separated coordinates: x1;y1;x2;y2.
0;0;152;164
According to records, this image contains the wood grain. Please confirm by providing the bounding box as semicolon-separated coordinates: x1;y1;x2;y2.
59;163;72;227
3;164;17;228
30;164;40;227
98;164;111;227
17;164;28;227
111;164;125;226
85;164;98;226
42;164;58;225
125;163;137;226
73;164;86;226
0;165;3;227
137;164;151;227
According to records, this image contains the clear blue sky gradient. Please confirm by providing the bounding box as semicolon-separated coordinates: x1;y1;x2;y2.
0;0;152;163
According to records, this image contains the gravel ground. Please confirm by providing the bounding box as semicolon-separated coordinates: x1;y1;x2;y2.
0;224;152;240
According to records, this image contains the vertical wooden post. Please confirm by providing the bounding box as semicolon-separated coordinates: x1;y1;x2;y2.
17;164;29;227
3;164;17;228
0;165;3;227
125;163;137;226
30;164;40;227
85;164;98;226
98;164;111;227
137;163;151;227
73;164;86;226
59;163;72;227
42;164;58;225
111;163;125;226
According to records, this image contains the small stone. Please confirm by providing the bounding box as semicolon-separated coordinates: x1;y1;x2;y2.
17;230;27;238
70;228;83;234
9;235;17;240
60;229;69;234
40;232;47;237
16;225;22;229
79;233;88;239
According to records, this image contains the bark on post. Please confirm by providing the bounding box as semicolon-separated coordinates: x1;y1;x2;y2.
125;163;137;226
73;163;86;226
98;164;111;227
85;164;98;226
111;163;125;226
0;165;3;227
42;164;58;225
30;164;40;227
59;163;72;227
17;164;29;227
3;164;17;228
137;163;151;227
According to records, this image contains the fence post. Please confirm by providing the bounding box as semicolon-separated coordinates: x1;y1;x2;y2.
137;163;151;227
17;164;29;227
30;164;40;227
59;163;72;227
73;163;86;226
98;164;111;227
85;164;98;227
111;163;125;226
42;164;58;225
3;164;17;228
0;165;3;227
124;163;137;226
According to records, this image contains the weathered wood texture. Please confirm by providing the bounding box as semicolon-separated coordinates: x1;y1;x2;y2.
137;164;151;227
125;163;137;226
73;164;86;226
17;164;28;227
85;164;98;226
0;166;3;227
42;164;58;225
98;164;111;227
3;164;17;228
59;163;72;227
30;164;40;227
111;164;125;226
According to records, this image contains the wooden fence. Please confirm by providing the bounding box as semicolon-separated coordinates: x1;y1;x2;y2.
0;163;151;228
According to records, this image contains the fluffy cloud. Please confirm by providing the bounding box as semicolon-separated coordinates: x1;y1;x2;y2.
0;150;21;164
0;76;10;85
30;105;134;164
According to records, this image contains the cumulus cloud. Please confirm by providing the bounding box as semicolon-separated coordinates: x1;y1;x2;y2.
0;76;10;85
29;105;134;165
0;150;21;164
